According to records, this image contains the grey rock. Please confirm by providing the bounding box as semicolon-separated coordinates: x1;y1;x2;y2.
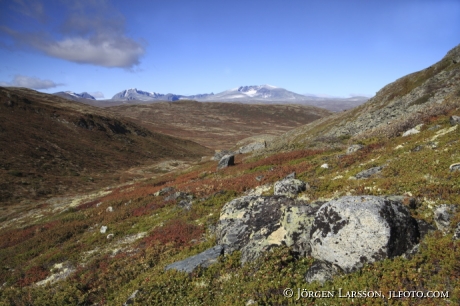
354;166;383;179
449;163;460;172
415;219;436;239
346;144;364;155
433;204;457;233
402;244;420;260
255;175;264;182
274;178;308;198
450;115;460;126
107;233;114;239
178;200;192;211
216;195;321;263
453;223;460;240
239;141;266;154
164;191;193;202
217;154;235;169
123;289;140;306
305;260;342;284
284;171;296;179
428;124;441;131
165;245;224;273
100;226;107;234
212;150;234;161
154;186;174;196
310;196;419;273
411;145;424;152
106;206;113;212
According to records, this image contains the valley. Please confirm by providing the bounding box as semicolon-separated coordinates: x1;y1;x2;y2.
0;44;460;305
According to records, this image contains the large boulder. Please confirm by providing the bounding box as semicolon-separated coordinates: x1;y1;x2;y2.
309;196;419;274
217;154;235;169
165;245;224;273
216;195;321;263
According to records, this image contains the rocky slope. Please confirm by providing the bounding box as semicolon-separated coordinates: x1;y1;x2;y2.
266;44;460;152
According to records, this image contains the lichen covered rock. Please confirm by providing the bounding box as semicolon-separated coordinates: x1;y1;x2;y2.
310;196;419;273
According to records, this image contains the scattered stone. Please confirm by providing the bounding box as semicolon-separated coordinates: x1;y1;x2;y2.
274;178;308;198
449;163;460;172
433;204;457;234
239;141;266;154
154;186;175;197
255;175;264;182
107;233;114;239
217;154;235;170
450;115;460;126
310;196;419;273
305;260;342;284
284;172;296;179
246;299;256;305
178;200;192;211
106;206;113;212
453;223;460;240
164;191;193;202
320;163;329;169
346;144;364;154
165;245;224;273
411;145;424;152
96;202;102;207
402;124;424;137
354;166;383;179
100;226;108;234
123;289;140;306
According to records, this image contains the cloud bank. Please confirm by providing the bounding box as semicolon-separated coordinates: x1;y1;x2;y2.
0;75;63;89
2;1;146;68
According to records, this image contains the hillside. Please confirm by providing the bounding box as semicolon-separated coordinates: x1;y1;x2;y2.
107;100;332;150
1;45;460;306
265;44;460;152
0;87;212;206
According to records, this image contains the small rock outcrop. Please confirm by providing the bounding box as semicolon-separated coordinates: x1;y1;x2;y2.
238;141;266;154
274;178;308;198
433;204;457;234
449;163;460;172
309;196;419;275
453;223;460;240
165;245;224;273
402;124;423;137
217;154;235;169
354;166;383;179
123;289;140;306
346;144;364;155
450;115;460;126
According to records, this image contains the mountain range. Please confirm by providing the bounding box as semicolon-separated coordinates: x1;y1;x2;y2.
54;85;369;112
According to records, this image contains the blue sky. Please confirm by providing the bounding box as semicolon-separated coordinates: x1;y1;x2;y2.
0;0;459;99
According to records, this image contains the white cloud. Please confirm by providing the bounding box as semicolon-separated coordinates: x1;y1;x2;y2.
0;75;63;89
1;1;146;68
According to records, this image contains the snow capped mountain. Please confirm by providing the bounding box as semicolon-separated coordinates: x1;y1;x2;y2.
196;84;311;102
112;88;164;101
54;91;96;100
105;85;369;111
